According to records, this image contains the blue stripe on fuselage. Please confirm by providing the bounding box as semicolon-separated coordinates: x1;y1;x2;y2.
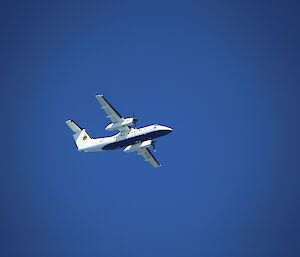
103;130;171;150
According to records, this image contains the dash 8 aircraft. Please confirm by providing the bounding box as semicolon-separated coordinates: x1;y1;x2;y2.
66;94;173;168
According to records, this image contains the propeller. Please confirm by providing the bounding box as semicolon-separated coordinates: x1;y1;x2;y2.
133;112;139;128
152;140;157;152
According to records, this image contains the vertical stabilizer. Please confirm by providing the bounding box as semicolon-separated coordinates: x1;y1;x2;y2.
65;120;93;151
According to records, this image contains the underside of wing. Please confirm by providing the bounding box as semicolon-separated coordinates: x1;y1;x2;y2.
96;94;131;132
137;147;161;168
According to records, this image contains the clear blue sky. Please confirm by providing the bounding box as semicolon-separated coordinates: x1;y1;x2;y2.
1;1;299;257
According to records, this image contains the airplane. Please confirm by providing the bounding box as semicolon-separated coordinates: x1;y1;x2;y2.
65;94;173;168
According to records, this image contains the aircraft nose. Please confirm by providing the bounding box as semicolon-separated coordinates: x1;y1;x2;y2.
164;126;173;133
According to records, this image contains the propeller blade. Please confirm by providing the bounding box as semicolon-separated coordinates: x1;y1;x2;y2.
152;141;156;152
133;112;138;128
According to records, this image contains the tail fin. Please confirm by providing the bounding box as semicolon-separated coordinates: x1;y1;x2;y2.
65;120;93;151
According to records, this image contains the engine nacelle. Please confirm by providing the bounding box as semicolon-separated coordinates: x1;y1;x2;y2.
140;140;152;149
105;118;134;131
123;140;152;152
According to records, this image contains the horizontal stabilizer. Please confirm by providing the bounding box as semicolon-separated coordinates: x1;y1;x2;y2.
65;120;82;133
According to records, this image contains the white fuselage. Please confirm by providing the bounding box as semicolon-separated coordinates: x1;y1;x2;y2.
80;125;172;152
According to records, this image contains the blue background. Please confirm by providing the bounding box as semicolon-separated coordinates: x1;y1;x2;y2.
1;1;299;256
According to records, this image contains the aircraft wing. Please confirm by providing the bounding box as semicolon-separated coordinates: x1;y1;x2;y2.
137;148;161;168
96;94;131;132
